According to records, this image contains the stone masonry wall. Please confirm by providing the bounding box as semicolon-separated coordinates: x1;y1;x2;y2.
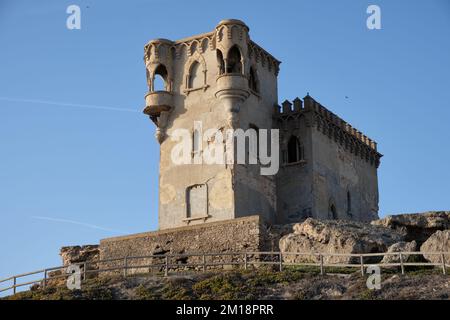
99;215;267;274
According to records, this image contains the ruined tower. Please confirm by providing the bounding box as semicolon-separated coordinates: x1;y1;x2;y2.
143;19;382;230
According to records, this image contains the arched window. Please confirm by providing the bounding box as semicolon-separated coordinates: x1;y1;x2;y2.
287;136;303;163
153;64;168;91
216;49;225;75
226;46;242;74
186;184;207;219
188;61;202;89
249;67;259;92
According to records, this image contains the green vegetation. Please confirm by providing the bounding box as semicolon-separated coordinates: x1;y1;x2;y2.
2;277;116;300
2;267;448;300
358;288;379;300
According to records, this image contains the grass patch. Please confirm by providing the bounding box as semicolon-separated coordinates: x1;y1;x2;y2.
135;284;159;300
192;273;252;300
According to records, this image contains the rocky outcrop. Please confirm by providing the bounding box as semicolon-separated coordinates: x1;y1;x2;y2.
60;245;100;267
45;245;100;287
372;211;450;244
380;241;417;264
263;223;297;252
279;218;404;264
420;230;450;264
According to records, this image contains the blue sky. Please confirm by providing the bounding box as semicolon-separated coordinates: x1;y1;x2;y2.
1;0;449;280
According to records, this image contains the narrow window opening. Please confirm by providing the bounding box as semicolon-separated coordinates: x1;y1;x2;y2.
226;46;242;74
188;61;202;89
249;67;259;92
287;136;303;163
347;191;352;216
216;49;225;75
153;64;168;91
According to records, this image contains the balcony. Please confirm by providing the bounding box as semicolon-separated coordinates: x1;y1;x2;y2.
143;91;173;117
214;73;249;101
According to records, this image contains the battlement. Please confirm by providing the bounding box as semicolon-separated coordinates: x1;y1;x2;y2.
274;95;382;167
143;19;280;77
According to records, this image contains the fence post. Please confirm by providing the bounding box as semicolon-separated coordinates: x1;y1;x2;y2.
244;253;248;271
441;253;447;275
399;253;405;275
360;255;364;276
320;254;324;275
164;256;169;277
202;254;206;272
13;277;16;295
123;257;128;277
43;269;47;288
279;252;283;272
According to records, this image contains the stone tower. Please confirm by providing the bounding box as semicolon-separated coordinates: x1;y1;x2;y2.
143;20;280;230
143;19;382;230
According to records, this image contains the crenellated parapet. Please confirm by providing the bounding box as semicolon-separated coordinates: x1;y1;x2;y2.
143;21;280;78
248;41;280;76
274;95;383;168
143;20;282;139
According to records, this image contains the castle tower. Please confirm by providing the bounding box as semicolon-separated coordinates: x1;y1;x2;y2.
143;20;281;230
143;20;382;230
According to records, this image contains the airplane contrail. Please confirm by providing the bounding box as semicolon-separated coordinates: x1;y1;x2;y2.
31;216;129;234
0;96;140;113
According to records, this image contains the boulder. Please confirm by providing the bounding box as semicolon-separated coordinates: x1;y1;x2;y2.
279;218;404;264
262;223;298;251
420;230;450;264
60;245;99;266
380;241;417;264
43;245;100;288
372;211;450;244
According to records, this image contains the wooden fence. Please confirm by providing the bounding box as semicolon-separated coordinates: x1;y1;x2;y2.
0;251;448;296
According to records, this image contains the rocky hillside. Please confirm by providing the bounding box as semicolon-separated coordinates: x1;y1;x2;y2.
57;212;450;269
278;211;450;264
3;211;449;300
3;268;449;300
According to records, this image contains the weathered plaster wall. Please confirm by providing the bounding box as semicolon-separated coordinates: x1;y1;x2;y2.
234;164;277;222
232;51;279;224
275;114;314;223
310;128;379;221
157;35;236;229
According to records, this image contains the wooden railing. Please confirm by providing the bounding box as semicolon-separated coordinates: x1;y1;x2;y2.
0;251;448;296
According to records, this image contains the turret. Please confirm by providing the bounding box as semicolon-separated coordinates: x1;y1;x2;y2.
143;38;175;143
214;19;251;127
